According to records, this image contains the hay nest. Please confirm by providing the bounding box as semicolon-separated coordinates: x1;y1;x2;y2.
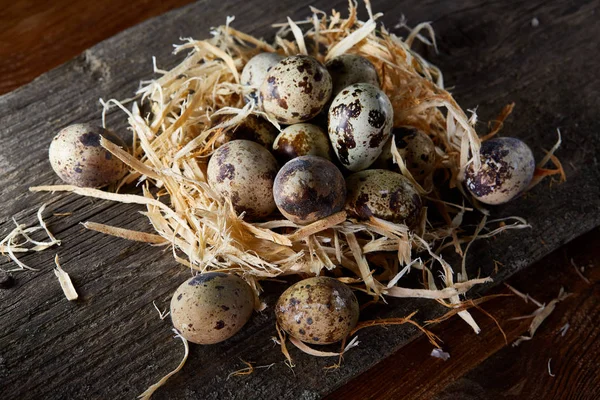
32;2;549;328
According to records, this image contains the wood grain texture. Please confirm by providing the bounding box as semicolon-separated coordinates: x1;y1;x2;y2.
0;0;599;399
0;0;194;95
329;228;600;400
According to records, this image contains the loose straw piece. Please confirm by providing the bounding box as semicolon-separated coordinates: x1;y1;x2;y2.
287;212;346;242
287;17;308;55
289;335;360;358
29;185;193;236
513;288;571;346
53;255;78;301
100;137;159;180
139;329;189;399
0;204;61;271
82;222;169;245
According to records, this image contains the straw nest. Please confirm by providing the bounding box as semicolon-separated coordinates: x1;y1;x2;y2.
30;1;565;331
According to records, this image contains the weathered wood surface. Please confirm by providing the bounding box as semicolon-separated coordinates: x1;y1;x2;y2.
0;0;193;95
0;0;599;399
329;228;600;400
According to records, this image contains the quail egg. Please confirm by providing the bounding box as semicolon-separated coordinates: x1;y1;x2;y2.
328;83;393;172
170;272;255;344
465;137;535;205
273;156;346;225
214;114;278;148
260;55;332;124
275;276;359;344
375;127;437;181
326;54;380;97
345;169;423;226
272;123;332;163
241;52;284;104
49;123;127;188
207;140;278;219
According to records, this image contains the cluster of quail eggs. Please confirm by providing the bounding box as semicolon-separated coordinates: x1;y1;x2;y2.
207;51;433;229
46;52;538;347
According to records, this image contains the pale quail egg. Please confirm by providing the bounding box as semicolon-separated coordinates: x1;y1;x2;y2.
273;156;345;225
326;54;379;97
48;123;127;188
465;137;535;205
170;272;255;344
241;52;284;104
275;276;359;344
214;114;278;148
272;123;333;163
260;55;332;124
207;140;278;220
328;83;393;172
345;169;423;227
375;127;437;181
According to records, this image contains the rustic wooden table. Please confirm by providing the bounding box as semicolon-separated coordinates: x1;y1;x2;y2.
1;1;599;399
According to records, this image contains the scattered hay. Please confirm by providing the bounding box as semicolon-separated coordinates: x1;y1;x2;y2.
24;0;565;390
0;204;61;272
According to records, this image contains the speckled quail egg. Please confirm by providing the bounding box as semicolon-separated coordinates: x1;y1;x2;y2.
214;114;279;148
328;83;393;172
241;52;285;104
260;55;332;124
272;123;333;163
49;123;127;188
326;54;380;97
275;276;359;345
170;272;255;345
465;137;535;205
375;127;437;181
207;140;279;219
273;156;346;225
346;169;423;227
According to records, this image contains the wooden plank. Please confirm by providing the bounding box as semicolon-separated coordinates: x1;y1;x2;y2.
0;0;599;399
329;228;600;399
0;0;194;95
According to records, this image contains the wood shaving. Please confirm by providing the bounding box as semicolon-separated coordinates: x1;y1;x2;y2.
289;335;360;358
559;322;570;337
53;254;78;301
138;329;189;400
0;204;61;271
570;258;591;284
226;359;275;380
548;358;555;377
83;221;169;245
152;301;170;320
513;287;571;346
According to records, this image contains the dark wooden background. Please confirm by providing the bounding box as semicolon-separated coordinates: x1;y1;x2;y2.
1;0;599;399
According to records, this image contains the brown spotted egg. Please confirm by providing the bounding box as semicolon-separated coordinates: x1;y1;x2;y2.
49;123;127;188
214;114;278;148
260;55;332;124
170;272;255;344
346;169;423;227
465;137;535;205
328;83;393;172
273;156;345;225
207;140;278;220
326;54;380;97
375;127;437;181
275;276;359;344
272;123;333;163
241;52;284;104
